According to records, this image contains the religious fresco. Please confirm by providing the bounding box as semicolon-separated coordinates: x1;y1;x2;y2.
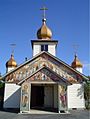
29;70;50;81
59;85;67;109
41;69;60;82
20;82;30;112
5;53;82;83
27;68;66;84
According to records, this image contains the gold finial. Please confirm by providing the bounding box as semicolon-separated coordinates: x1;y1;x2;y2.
40;6;48;19
6;43;17;68
71;44;83;68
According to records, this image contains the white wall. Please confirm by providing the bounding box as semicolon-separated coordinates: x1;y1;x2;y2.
48;45;56;56
4;83;21;108
76;67;82;73
33;45;41;56
33;43;56;56
67;84;85;109
6;67;15;73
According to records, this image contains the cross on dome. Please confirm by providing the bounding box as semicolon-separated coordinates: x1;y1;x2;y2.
6;44;17;68
10;43;16;56
40;6;48;19
37;7;52;40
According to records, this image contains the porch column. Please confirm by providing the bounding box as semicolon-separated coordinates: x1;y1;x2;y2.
20;82;31;113
58;84;67;113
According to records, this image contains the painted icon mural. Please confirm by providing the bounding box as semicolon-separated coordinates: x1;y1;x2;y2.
20;82;30;112
59;85;67;110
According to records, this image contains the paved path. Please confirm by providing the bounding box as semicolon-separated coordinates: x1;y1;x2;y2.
0;110;89;119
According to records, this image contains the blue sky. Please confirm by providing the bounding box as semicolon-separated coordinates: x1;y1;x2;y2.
0;0;89;76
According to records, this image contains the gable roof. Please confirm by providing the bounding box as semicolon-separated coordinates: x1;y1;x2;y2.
17;66;71;85
2;51;88;81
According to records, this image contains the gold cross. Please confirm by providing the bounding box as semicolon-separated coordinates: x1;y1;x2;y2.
40;7;48;19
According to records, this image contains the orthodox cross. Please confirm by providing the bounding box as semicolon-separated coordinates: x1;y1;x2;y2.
40;7;48;19
73;44;79;55
10;43;16;55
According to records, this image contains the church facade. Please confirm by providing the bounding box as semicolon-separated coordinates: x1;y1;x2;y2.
2;11;88;113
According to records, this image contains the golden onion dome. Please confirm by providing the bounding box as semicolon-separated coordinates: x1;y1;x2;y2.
71;54;83;68
6;54;17;68
37;18;52;40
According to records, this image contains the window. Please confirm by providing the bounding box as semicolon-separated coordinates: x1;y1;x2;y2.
41;45;44;51
41;45;48;51
45;45;48;51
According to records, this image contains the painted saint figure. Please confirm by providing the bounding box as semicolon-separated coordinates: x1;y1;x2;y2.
60;86;67;108
22;84;29;107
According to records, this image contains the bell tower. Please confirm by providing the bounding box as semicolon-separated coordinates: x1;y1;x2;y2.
31;7;58;57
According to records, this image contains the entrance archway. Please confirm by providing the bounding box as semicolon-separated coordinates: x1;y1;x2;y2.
30;84;58;112
31;85;44;108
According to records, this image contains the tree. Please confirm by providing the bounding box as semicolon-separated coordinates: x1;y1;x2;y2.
84;77;90;109
0;75;4;88
0;82;4;89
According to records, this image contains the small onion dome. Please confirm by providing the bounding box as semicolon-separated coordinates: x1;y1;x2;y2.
6;54;17;68
71;54;83;68
37;18;52;40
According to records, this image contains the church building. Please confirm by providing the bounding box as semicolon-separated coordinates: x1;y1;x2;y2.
2;8;88;113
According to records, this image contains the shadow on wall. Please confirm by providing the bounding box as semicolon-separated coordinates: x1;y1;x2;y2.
77;85;84;99
4;88;21;109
